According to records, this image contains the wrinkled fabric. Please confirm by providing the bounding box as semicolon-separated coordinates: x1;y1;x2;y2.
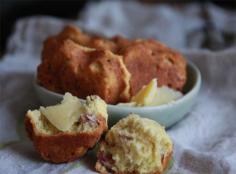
0;1;236;174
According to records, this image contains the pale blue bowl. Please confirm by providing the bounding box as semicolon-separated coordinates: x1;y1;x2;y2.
34;61;201;128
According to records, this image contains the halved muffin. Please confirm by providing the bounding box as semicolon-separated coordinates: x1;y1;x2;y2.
95;114;173;174
25;93;108;163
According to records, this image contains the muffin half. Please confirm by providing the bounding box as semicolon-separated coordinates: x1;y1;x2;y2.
95;114;173;174
25;93;108;163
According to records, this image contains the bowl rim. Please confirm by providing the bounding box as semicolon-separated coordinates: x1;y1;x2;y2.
35;60;201;110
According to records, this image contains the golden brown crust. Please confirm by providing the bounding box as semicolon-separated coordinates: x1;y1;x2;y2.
59;41;131;103
37;37;64;93
57;25;91;46
95;141;173;174
37;25;187;104
25;114;107;163
121;39;186;96
38;36;131;104
56;25;120;53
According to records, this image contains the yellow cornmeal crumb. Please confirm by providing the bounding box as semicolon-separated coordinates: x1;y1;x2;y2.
85;95;108;121
27;110;62;135
27;93;107;134
101;114;173;174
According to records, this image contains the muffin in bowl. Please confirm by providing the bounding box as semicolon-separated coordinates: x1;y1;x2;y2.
25;93;108;163
37;25;187;104
95;114;173;174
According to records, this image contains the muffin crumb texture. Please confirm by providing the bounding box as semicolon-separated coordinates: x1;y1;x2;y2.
25;93;108;163
96;114;173;174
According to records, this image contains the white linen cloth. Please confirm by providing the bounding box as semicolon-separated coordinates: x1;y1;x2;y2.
0;1;236;174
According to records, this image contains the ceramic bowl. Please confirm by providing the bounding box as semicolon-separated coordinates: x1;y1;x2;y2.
34;61;201;128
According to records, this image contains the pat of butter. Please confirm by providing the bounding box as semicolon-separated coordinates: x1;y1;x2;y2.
40;93;83;131
131;79;157;106
127;78;182;107
150;86;182;106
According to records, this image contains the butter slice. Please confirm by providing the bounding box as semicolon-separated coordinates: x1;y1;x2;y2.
127;78;183;107
40;93;82;131
150;86;183;106
131;79;157;106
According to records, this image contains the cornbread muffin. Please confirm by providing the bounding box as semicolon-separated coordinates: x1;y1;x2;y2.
57;25;134;53
25;93;108;163
38;37;131;104
56;25;121;53
95;114;173;174
121;39;186;96
38;25;186;104
57;25;91;46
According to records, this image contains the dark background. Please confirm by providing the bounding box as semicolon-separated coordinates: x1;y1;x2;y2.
0;0;235;57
